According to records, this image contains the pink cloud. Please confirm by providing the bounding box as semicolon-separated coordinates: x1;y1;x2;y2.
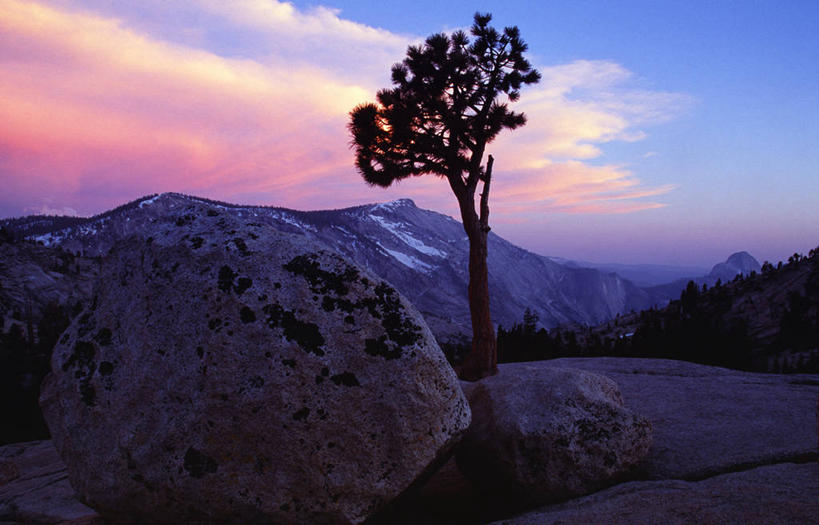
0;0;376;215
0;1;687;222
485;161;675;221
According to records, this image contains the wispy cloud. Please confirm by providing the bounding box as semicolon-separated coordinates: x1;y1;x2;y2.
0;0;375;214
490;161;677;219
488;60;689;215
0;1;688;220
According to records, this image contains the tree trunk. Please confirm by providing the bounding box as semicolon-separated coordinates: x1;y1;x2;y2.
454;156;498;381
457;224;497;380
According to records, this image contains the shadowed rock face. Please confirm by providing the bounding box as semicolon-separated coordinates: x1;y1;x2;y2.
39;211;470;525
0;440;99;524
456;363;652;508
493;462;819;525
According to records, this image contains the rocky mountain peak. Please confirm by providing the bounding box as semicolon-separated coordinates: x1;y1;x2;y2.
709;251;761;282
5;192;654;342
370;198;417;212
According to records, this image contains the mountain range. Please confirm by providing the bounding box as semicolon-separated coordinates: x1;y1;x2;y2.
2;193;759;343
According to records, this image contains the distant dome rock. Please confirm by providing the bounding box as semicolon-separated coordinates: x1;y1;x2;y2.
725;251;760;271
709;251;761;281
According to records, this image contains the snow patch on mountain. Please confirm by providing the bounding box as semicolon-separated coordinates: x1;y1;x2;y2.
33;232;57;246
376;242;433;273
369;214;446;257
138;194;162;208
270;211;316;232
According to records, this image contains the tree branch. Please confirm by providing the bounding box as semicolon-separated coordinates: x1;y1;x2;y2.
480;154;493;232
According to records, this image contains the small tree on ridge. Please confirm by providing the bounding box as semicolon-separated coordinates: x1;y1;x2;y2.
348;13;539;380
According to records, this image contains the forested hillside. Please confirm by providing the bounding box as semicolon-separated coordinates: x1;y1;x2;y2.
499;247;819;373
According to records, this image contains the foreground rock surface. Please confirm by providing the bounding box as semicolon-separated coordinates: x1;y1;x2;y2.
456;364;652;506
0;440;100;524
11;358;817;524
540;358;819;479
492;462;819;525
39;213;470;525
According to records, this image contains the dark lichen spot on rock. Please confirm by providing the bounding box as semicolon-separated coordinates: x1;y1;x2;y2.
99;361;114;376
62;340;96;372
235;277;252;295
196;346;204;358
208;318;222;331
263;303;325;356
321;367;329;377
321;296;335;312
239;306;256;323
207;209;219;217
365;336;402;360
231;238;250;255
292;407;310;421
274;282;282;290
358;282;424;361
321;296;356;314
281;358;296;368
374;282;422;347
344;315;355;325
77;313;96;338
247;375;264;388
190;236;204;249
315;375;324;384
330;372;360;387
258;294;268;302
217;265;236;293
183;447;218;478
283;254;359;296
93;328;113;346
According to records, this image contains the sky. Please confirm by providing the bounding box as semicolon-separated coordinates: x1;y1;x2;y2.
1;0;817;267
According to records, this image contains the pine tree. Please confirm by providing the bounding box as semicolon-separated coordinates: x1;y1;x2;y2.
349;13;540;380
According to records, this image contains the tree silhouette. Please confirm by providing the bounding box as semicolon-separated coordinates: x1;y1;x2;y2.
348;13;540;380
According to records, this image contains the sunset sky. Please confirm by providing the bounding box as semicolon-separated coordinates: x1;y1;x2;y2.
1;0;817;266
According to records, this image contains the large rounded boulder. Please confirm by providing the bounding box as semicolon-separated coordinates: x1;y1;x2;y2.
40;215;470;525
456;362;651;507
